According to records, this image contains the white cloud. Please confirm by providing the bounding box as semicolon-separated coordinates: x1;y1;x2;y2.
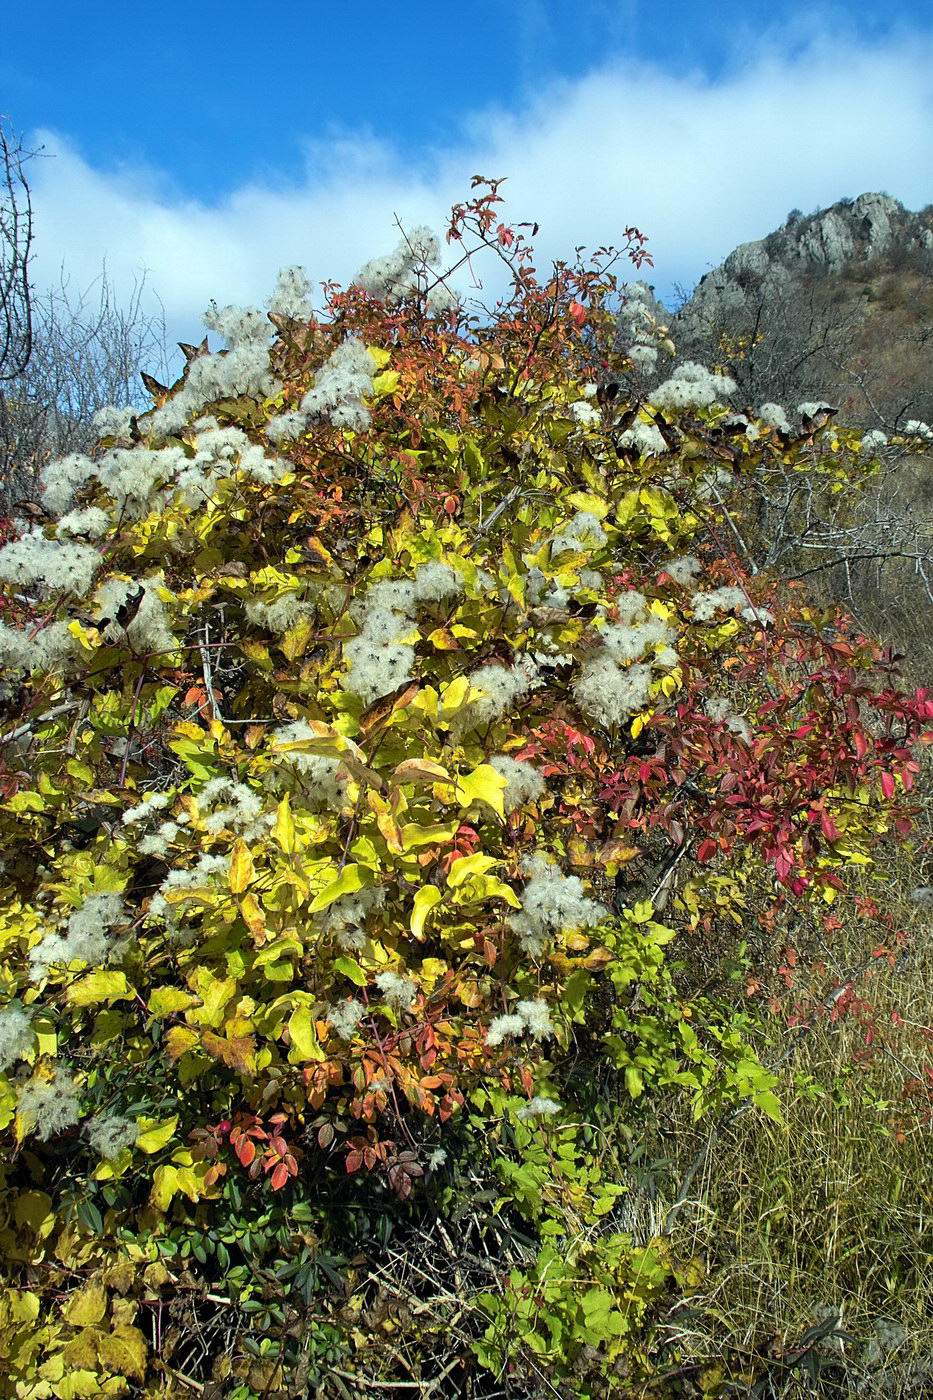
24;26;933;361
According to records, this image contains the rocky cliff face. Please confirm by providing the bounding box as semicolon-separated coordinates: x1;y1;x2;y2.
663;193;933;427
681;193;933;331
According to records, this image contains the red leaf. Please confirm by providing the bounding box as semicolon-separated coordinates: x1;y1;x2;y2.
236;1139;256;1168
270;1162;289;1190
345;1150;363;1173
880;771;895;799
568;300;586;328
696;839;717;864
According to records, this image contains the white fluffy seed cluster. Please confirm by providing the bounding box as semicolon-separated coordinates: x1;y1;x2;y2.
302;338;377;432
0;1004;33;1071
517;1095;561;1120
94;575;178;656
451;655;542;737
245;592;313;633
270;722;349;809
859;429;889;454
758;402;792;433
550;511;607;555
149;296;281;437
705;694;753;744
148;853;230;925
29;893;125;982
316;886;385;951
92;405;136;440
268;265;316;322
121;791;184;859
56;506;111;541
570;399;601;428
197;777;268;838
650;362;736;412
618;282;662;374
797;400;834;421
41;425;284;529
342;565;463;705
691;585;773;627
0;619;83;674
267;337;379;443
0;529;102;598
352;226;456;313
16;1071;82;1141
329;999;366;1040
663;555;703;586
85;1111;138;1160
486;997;555;1047
574;593;677;729
375;970;418;1011
617;420;667;457
690;586;747;622
508;854;606;958
489;755;546;812
903;419;933;441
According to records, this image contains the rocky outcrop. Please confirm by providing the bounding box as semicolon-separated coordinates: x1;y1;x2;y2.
677;193;933;338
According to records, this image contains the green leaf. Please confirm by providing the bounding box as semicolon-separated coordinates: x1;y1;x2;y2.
333;956;367;987
625;1065;644;1098
310;864;370;912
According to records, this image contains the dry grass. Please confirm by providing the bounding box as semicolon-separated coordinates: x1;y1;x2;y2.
650;748;933;1396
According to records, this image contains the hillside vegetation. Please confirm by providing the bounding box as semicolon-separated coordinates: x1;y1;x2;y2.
0;183;930;1398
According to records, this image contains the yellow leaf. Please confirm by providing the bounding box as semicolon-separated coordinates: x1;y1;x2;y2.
164;1025;199;1060
400;820;458;851
228;839;255;894
411;886;442;938
63;1281;108;1327
439;674;471;715
148;987;198;1016
427;627;460;650
66;971;130;1007
287;1006;325;1063
372;369;401;397
135;1116;178;1154
274;793;296;854
13;1190;54;1234
446;852;499;888
455;763;506;819
96;1324;147;1381
566;490;609;519
150;1165;177;1213
392;758;451;786
454;874;521;908
240;891;267;939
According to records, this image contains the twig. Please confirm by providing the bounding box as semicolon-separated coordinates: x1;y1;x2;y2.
198;621;223;721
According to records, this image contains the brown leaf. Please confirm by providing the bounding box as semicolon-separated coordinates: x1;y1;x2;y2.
201;1031;256;1074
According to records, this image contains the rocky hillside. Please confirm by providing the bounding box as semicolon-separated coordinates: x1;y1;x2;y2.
670;193;933;429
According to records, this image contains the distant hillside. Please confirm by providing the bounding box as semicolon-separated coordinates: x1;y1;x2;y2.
672;192;933;429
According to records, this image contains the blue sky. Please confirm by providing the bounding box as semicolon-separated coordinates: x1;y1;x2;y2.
4;1;932;347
